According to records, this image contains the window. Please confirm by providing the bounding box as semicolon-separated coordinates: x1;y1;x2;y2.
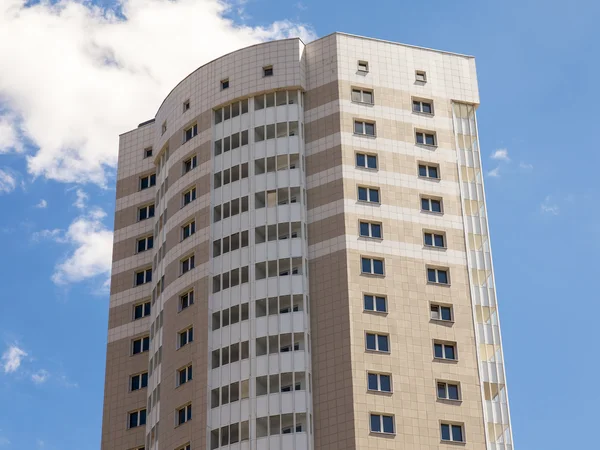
354;120;376;136
370;413;394;434
365;333;389;352
133;301;151;320
415;131;436;146
430;304;452;322
132;336;149;355
161;121;167;135
413;99;433;114
359;221;382;239
183;155;197;174
182;221;195;240
368;373;391;392
358;60;369;72
356;153;377;169
351;88;373;104
144;147;153;158
176;404;192;426
434;342;457;361
138;204;155;221
181;255;195;274
128;409;146;428
221;79;229;90
415;70;427;82
183;187;196;206
361;257;384;275
424;232;445;248
178;327;194;348
137;235;154;253
177;444;191;450
263;65;273;77
437;382;460;400
364;294;386;313
183;100;190;112
130;372;148;391
135;268;152;286
180;291;194;311
427;267;449;285
441;423;464;442
418;163;439;179
184;124;198;142
357;186;379;203
421;197;442;213
140;174;156;190
178;365;193;386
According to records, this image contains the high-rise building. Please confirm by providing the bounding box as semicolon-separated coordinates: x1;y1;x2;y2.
101;33;514;450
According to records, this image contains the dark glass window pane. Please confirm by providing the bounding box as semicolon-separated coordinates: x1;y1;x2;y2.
380;375;391;392
358;187;368;201
423;103;432;114
452;425;463;442
434;343;443;358
366;333;376;350
351;90;361;102
424;233;433;246
150;174;156;185
431;200;441;212
426;134;435;145
373;259;383;275
146;269;152;282
149;205;155;217
360;222;370;237
180;333;187;347
129;412;138;428
377;335;389;352
136;272;144;285
434;235;444;247
363;91;373;104
354;121;363;134
369;189;379;203
133;340;141;354
428;269;436;282
139;409;146;425
368;373;378;390
141;372;148;388
141;177;148;189
419;165;427;177
144;302;151;316
448;384;459;400
370;414;380;432
367;155;377;169
364;295;374;310
179;370;186;385
421;198;429;210
137;240;145;252
188;366;192;380
189;328;193;342
382;415;394;433
429;167;438;178
441;424;451;441
371;224;381;238
147;236;153;249
142;337;149;351
131;376;140;391
438;383;446;398
413;101;420;112
356;154;365;167
445;345;455;360
179;408;186;424
441;307;452;321
361;258;371;273
416;133;424;144
134;304;143;319
438;271;448;284
365;123;375;136
375;296;386;312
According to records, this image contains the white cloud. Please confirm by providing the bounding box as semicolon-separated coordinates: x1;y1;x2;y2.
31;228;63;242
0;113;23;153
519;162;533;170
51;207;113;285
35;199;48;208
1;345;27;373
31;369;49;384
491;148;510;161
487;166;501;178
73;189;88;209
541;196;559;215
0;0;315;186
0;168;18;194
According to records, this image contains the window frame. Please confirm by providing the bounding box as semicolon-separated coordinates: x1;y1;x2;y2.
427;266;450;285
361;256;385;276
353;120;376;137
220;78;229;90
183;124;198;143
418;163;440;180
182;186;196;206
433;341;457;361
358;60;369;73
415;130;437;146
138;203;155;221
357;186;380;204
365;332;390;353
423;231;446;249
131;336;150;355
183;155;197;174
133;300;151;320
136;235;154;253
177;364;193;387
437;381;461;401
178;327;194;349
180;254;195;275
430;303;453;322
351;87;374;105
144;147;153;158
355;152;378;170
440;422;465;443
263;65;273;77
139;173;156;191
181;220;196;241
412;98;434;115
183;99;190;112
179;290;194;311
359;221;382;239
421;196;443;214
367;372;392;393
363;293;387;313
369;413;395;435
134;268;152;286
130;371;148;392
128;408;147;429
176;403;192;426
415;70;427;82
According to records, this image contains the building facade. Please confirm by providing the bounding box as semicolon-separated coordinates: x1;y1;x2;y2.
101;33;514;450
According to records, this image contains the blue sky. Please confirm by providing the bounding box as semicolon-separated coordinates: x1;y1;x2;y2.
0;0;598;448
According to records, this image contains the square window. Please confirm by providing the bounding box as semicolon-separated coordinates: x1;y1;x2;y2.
178;327;194;348
415;131;436;146
355;152;377;169
183;187;196;206
140;173;156;191
366;333;389;352
180;291;194;311
358;186;380;204
176;404;192;426
183;155;197;174
128;409;146;428
430;304;452;321
182;221;195;240
427;267;449;284
354;120;376;136
221;79;229;90
359;221;382;239
424;232;445;248
133;301;151;320
351;88;374;104
144;147;153;158
263;65;273;77
418;164;439;179
361;257;384;275
413;99;433;114
358;61;369;72
416;70;427;82
441;423;464;442
178;365;193;386
183;100;190;112
434;342;457;361
421;197;442;213
370;413;394;434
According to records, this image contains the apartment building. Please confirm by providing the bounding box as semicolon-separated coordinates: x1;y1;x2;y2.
101;32;514;450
